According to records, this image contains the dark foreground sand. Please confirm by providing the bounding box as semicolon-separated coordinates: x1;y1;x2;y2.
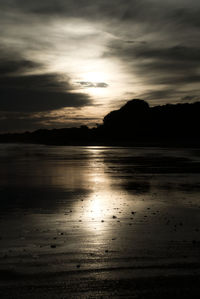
0;145;200;298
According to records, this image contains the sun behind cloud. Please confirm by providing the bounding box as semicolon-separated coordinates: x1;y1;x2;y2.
82;71;105;83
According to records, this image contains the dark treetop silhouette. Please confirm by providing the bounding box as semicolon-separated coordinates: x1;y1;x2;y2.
0;99;200;146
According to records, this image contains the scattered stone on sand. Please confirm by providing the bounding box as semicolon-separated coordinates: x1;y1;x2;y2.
50;245;56;248
113;215;117;219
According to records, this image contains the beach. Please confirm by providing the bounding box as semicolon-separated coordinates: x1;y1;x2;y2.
0;145;200;298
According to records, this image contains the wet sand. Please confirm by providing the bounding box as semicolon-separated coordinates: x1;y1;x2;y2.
0;145;200;298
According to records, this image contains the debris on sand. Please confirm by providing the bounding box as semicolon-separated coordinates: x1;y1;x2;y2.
192;240;200;245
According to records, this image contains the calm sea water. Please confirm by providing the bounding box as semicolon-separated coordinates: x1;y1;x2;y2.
0;144;200;296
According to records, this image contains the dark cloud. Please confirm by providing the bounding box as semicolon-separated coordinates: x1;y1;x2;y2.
139;89;177;101
0;110;99;133
181;95;200;102
0;58;91;113
0;112;41;132
134;45;200;62
137;89;200;106
6;0;198;31
77;81;109;88
0;84;91;112
0;59;40;76
105;41;200;101
0;54;92;131
134;45;200;86
171;7;200;29
16;0;200;40
1;1;200;35
1;0;145;19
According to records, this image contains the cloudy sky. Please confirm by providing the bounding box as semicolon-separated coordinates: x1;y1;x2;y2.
1;0;200;132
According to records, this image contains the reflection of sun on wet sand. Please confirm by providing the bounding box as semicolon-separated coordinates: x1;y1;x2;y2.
0;145;200;298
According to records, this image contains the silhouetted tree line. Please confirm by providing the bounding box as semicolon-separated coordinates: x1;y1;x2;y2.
0;99;200;146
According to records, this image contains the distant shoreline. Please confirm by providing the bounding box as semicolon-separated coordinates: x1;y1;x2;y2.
1;99;200;147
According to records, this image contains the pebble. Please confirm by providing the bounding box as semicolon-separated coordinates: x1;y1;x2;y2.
51;245;56;248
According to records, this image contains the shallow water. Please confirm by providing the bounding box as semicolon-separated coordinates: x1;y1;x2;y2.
0;144;200;297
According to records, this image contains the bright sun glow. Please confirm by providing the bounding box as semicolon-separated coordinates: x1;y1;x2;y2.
82;71;106;83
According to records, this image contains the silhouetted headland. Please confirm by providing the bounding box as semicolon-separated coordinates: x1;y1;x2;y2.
0;99;200;146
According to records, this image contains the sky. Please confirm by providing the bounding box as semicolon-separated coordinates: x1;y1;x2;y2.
0;0;200;132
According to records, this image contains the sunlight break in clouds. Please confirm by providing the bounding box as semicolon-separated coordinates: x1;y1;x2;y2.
1;0;200;131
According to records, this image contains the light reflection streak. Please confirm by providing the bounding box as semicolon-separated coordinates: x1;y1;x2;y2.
71;147;128;233
41;146;148;236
